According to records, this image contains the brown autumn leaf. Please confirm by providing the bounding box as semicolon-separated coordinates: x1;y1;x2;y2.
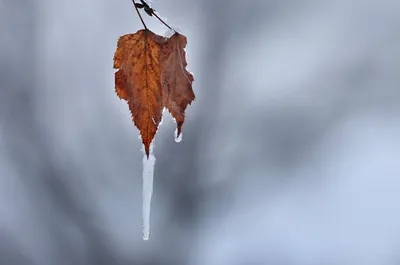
114;29;194;157
160;32;195;137
114;29;165;157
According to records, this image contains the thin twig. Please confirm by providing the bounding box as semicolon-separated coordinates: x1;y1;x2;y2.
152;12;172;30
132;0;147;29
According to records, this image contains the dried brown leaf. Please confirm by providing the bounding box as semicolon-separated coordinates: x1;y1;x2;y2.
113;29;194;156
114;29;164;157
160;33;195;137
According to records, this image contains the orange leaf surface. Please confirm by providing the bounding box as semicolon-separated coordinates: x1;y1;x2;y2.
161;33;195;137
114;29;194;157
114;29;164;157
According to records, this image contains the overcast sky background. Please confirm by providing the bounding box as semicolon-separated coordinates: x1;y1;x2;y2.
1;0;400;264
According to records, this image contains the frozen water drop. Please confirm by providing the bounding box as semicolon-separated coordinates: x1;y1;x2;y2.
142;150;156;240
164;28;175;39
174;128;182;143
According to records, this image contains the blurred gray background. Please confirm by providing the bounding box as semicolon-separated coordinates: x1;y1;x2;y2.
1;0;400;264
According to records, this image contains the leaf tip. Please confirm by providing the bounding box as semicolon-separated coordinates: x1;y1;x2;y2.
176;121;183;138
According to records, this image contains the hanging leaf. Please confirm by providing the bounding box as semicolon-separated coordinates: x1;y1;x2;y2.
160;33;195;137
114;29;165;157
113;29;195;156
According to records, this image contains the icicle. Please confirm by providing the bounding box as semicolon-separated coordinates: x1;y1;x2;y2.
142;148;156;240
174;128;182;143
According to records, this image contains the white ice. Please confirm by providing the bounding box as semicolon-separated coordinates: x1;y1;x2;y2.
142;151;156;240
163;28;176;39
174;128;182;143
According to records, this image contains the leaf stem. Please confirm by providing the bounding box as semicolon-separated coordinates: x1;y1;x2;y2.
152;12;172;30
132;0;147;29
